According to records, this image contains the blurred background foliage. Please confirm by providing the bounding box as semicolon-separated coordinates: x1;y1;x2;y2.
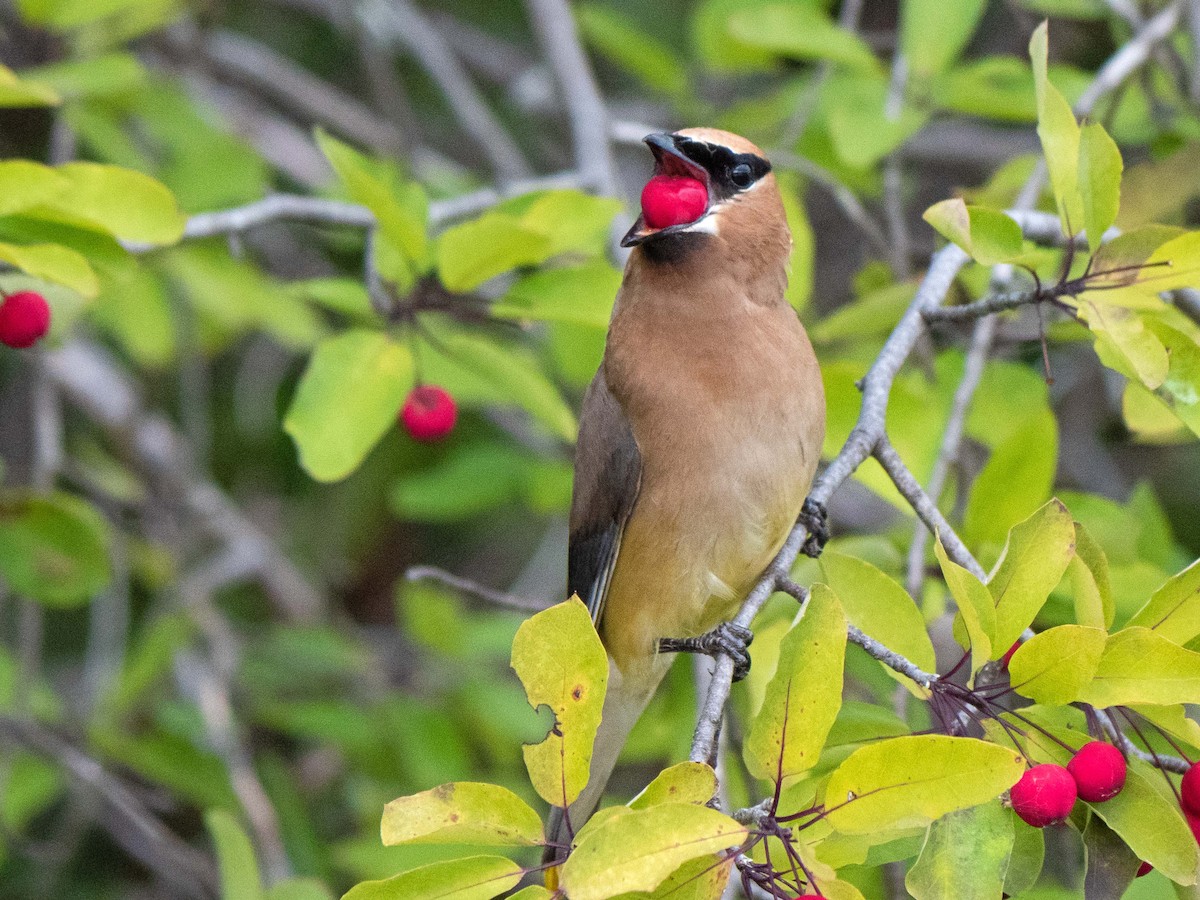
0;0;1197;897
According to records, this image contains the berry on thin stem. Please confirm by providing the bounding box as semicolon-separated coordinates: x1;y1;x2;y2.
400;384;457;442
1009;764;1077;828
1067;741;1126;803
0;290;51;348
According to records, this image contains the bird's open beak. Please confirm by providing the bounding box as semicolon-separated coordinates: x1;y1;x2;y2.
621;133;712;248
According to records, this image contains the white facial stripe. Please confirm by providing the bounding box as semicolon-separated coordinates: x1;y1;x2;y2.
680;215;720;236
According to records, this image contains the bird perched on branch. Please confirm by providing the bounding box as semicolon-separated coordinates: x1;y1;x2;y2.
546;128;827;861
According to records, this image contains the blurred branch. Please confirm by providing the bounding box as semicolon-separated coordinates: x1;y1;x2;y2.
0;716;218;900
1079;1;1182;115
355;0;533;182
404;565;550;612
44;341;326;623
524;0;618;196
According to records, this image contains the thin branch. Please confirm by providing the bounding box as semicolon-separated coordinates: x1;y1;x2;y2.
906;315;997;596
523;0;617;196
355;0;532;183
405;565;550;612
1077;2;1182;116
922;287;1040;323
1096;709;1190;774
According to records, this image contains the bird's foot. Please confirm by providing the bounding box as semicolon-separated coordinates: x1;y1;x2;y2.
799;497;829;558
659;622;754;681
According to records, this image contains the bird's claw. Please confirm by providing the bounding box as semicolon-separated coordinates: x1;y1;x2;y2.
659;622;754;681
799;497;829;558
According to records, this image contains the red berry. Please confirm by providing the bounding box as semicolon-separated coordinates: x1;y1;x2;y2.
1067;741;1126;803
1182;764;1200;815
400;385;456;442
0;291;50;348
1000;641;1020;668
1136;861;1153;877
1187;808;1200;845
1009;764;1077;827
640;175;708;229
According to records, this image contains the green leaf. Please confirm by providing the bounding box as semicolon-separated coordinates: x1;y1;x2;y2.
436;213;552;293
823;736;1025;834
48;162;185;245
23;53;145;100
1144;320;1200;438
728;4;880;71
314;128;427;287
1077;299;1169;389
0;161;67;216
1125;558;1200;646
628;762;718;810
0;241;97;297
989;499;1077;652
1136;230;1200;294
901;0;987;78
283;330;415;482
819;553;936;692
559;803;746;900
380;782;543;847
503;189;622;258
777;170;814;312
1030;22;1084;234
0;491;112;607
1003;815;1045;896
932;57;1037;123
1085;760;1200;885
1077;626;1200;707
420;329;577;442
491;261;619;329
1077;123;1122;252
935;535;995;674
744;584;846;781
825;73;930;169
1125;704;1200;750
576;5;688;99
511;597;608;808
922;199;1024;266
0;62;59;106
205;809;263;900
904;801;1014;900
265;879;334;900
342;856;523;900
508;889;553;900
1083;814;1140;900
1008;625;1106;704
1068;521;1113;629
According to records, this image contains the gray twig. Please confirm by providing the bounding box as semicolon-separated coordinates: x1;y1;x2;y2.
405;565;550;612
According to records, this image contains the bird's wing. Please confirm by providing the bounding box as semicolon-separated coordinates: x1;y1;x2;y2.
568;369;642;626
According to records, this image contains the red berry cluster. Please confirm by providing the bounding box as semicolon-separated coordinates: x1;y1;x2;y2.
1184;764;1200;841
0;290;51;348
1009;741;1126;828
399;384;457;442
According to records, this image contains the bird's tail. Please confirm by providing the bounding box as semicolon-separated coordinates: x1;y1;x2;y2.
542;661;665;869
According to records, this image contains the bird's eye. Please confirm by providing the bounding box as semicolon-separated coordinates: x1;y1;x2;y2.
730;163;754;188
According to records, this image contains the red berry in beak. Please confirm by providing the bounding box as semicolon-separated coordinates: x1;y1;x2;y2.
1182;764;1200;815
640;175;708;230
1136;861;1153;877
1067;741;1126;803
0;291;51;348
1009;763;1077;827
400;385;457;442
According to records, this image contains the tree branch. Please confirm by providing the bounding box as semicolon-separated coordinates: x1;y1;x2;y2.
405;565;550;612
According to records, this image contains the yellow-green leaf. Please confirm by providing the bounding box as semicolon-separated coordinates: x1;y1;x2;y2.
905;801;1014;900
1030;22;1083;234
342;856;523;900
380;782;544;847
744;584;846;781
819;553;935;694
0;161;67;216
1086;760;1200;885
1077;626;1200;707
628;763;718;810
1077;299;1169;390
205;809;263;900
935;535;995;674
989;499;1076;652
1125;558;1200;646
283;330;414;482
1077;123;1122;252
1008;625;1106;704
727;3;880;72
824;736;1025;834
560;803;746;900
922;199;1024;265
512;596;608;809
0;241;97;297
0;62;59;106
1068;521;1113;629
50;162;185;245
436;213;553;293
0;491;112;607
492;261;619;329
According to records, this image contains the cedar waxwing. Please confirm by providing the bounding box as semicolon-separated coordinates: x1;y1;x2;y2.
546;128;827;862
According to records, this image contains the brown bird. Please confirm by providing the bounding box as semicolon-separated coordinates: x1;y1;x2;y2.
547;128;827;859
